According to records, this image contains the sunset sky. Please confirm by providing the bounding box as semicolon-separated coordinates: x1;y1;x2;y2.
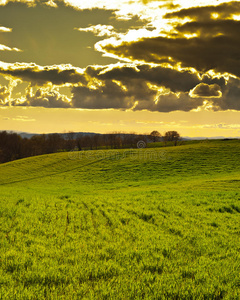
0;0;240;137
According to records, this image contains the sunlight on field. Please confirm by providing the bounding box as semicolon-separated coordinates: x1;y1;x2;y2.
0;140;240;299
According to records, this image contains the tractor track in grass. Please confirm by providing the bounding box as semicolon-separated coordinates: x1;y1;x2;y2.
0;152;128;186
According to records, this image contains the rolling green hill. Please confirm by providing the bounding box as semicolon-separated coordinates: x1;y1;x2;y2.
0;140;240;299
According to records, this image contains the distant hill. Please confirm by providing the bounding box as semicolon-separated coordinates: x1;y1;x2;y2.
183;136;240;140
5;131;98;139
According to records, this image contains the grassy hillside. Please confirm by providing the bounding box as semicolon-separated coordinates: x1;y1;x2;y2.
0;140;240;299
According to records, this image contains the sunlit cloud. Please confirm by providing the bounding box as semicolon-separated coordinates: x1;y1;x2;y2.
194;123;240;130
0;61;86;86
0;44;22;51
44;0;57;7
0;84;10;104
11;87;72;108
12;115;36;121
1;58;238;112
76;24;117;37
0;25;11;32
0;0;34;5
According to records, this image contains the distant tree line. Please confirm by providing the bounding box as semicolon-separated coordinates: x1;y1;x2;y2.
0;130;181;164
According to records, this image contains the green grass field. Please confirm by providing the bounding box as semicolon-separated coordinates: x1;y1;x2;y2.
0;140;240;299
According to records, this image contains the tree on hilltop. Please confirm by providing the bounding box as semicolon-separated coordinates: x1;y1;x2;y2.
150;131;161;142
164;131;181;146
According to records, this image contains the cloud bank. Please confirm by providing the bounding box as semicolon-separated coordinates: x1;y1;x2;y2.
1;0;240;113
2;60;238;112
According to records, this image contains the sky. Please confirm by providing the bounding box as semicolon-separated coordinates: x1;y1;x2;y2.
0;0;240;137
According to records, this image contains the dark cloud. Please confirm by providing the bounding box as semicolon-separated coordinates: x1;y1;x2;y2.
96;1;240;78
190;83;222;98
164;1;240;21
99;26;240;77
96;64;202;93
70;74;240;112
72;64;205;111
133;92;204;112
12;88;71;108
60;64;240;112
89;64;226;91
71;80;204;112
176;20;240;38
3;0;240;114
211;77;240;111
1;60;210;93
71;64;210;112
0;63;86;86
0;60;229;111
72;81;135;109
201;74;225;87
